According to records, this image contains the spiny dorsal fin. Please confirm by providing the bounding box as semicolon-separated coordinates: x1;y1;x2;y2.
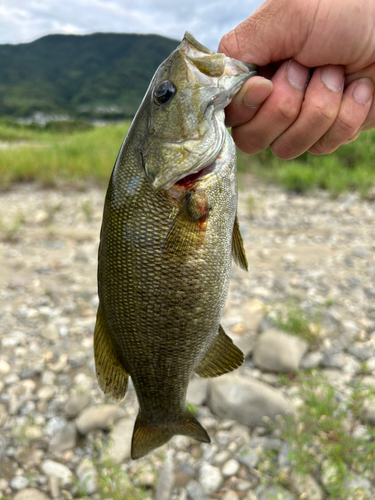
232;214;248;271
195;325;244;378
94;303;129;402
162;200;206;256
131;409;210;460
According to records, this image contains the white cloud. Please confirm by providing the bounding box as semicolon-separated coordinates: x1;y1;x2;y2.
0;0;263;49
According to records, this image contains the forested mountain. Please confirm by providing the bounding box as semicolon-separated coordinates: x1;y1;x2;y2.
0;32;179;119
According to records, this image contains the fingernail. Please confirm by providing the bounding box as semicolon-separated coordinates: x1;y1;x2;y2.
321;65;343;92
286;59;310;90
243;80;273;108
353;78;374;105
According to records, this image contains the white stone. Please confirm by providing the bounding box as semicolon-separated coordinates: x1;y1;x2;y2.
101;418;134;463
0;360;10;378
198;463;222;494
41;460;73;480
222;458;240;477
76;404;125;434
253;329;308;372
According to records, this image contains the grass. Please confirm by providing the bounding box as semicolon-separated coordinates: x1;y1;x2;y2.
266;300;321;345
0;120;129;189
0;119;374;197
237;129;375;198
253;371;375;499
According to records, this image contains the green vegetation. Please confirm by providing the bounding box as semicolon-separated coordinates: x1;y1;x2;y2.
0;33;178;119
0;120;129;188
266;301;320;344
254;372;375;499
238;129;375;197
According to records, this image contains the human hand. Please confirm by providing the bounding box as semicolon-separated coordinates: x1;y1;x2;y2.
219;0;375;158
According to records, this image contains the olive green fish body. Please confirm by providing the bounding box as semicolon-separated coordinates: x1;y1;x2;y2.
94;32;257;459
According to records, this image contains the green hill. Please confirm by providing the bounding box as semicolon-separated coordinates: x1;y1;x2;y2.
0;32;179;119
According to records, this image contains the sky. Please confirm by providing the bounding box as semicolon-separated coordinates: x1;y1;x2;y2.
0;0;264;51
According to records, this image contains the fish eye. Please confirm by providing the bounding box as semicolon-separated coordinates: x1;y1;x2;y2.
154;80;176;105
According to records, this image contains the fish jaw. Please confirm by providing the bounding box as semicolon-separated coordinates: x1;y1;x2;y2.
141;32;258;192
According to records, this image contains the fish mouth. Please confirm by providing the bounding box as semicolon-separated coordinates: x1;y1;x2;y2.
174;161;216;189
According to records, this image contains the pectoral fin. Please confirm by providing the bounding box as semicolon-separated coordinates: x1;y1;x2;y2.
131;409;210;460
232;214;248;271
195;325;244;378
94;303;129;401
163;196;207;255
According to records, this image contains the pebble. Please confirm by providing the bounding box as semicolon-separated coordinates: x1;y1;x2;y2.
64;394;91;418
253;329;308;372
75;404;125;434
208;374;293;427
13;489;50;500
0;360;11;378
76;458;98;495
41;460;73;480
222;458;240;477
198;463;222;494
101;417;133;463
186;480;208;500
10;476;30;490
49;422;77;452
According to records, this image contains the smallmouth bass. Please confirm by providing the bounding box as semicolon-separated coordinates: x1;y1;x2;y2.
94;32;257;459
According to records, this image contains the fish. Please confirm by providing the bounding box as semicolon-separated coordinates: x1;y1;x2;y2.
94;31;258;460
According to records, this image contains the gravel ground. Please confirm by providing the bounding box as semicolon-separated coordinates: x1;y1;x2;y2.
1;177;375;499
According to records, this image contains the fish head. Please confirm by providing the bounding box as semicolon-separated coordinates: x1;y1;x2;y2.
141;32;257;191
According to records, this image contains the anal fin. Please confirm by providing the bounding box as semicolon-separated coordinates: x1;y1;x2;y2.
232;214;248;271
131;409;210;460
94;303;129;401
195;325;244;378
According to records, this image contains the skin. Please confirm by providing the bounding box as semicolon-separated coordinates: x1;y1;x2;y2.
218;0;375;158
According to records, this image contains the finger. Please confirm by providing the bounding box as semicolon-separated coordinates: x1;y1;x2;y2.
270;65;344;158
345;62;375;130
308;78;374;154
231;59;309;154
225;76;273;128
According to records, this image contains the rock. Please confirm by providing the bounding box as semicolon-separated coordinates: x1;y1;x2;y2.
155;452;174;500
45;417;67;437
41;460;73;480
300;351;323;369
76;404;125;434
187;376;208;406
76;458;98;495
198;463;222;494
343;474;372;499
208;374;293;427
360;376;375;389
37;385;55;401
290;472;323;500
237;448;259;469
64;394;90;418
101;418;133;463
222;492;239;500
49;422;77;452
0;360;10;378
352;246;370;258
13;489;50;500
0;403;9;427
253;329;308;372
256;485;297;500
348;342;374;361
186;480;208;500
213;450;231;465
10;476;30;490
222;458;240;477
41;370;56;386
41;324;59;341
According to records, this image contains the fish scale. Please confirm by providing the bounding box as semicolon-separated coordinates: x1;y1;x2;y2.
94;31;257;459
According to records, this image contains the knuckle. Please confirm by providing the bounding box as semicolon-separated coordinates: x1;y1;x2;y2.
270;139;299;160
311;100;337;123
276;100;300;122
334;111;358;136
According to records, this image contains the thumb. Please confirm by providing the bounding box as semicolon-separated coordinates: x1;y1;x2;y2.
218;0;313;65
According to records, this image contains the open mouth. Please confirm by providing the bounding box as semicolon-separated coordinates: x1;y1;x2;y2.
174;161;216;189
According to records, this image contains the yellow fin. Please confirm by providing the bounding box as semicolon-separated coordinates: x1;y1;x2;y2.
232;214;248;271
195;325;244;378
131;410;210;460
162;199;204;256
94;303;129;401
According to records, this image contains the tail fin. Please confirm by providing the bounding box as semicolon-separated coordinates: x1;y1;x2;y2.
131;409;210;460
